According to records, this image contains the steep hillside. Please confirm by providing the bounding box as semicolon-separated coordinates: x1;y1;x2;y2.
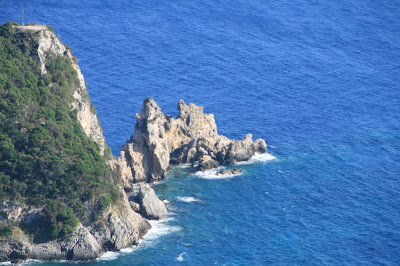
0;22;153;262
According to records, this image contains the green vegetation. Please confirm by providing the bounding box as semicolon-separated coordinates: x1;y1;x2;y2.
0;225;13;238
0;21;119;242
46;25;54;33
21;200;80;243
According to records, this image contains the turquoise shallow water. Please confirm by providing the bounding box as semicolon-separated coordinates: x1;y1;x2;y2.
1;0;400;264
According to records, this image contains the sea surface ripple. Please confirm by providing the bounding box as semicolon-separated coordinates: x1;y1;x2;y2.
1;0;400;265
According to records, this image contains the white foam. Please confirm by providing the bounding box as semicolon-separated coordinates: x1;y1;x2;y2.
278;169;290;174
17;259;44;265
175;163;192;169
151;179;165;186
177;196;199;202
132;183;140;193
98;251;120;261
97;217;180;261
135;218;181;249
120;247;135;253
236;153;277;165
176;252;186;262
194;168;243;179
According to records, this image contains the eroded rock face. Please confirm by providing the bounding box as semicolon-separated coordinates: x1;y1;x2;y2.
197;155;219;172
137;184;168;220
15;26;107;156
0;193;151;263
0;201;43;223
116;98;267;183
89;191;151;251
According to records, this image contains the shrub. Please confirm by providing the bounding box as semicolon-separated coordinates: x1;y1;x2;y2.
0;21;120;241
0;225;13;237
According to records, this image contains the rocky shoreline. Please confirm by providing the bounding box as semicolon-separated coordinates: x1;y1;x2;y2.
0;25;267;263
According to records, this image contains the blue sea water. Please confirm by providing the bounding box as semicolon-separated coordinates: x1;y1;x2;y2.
1;0;400;264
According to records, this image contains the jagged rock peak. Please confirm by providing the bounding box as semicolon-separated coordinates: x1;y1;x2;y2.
176;99;218;138
178;99;204;117
114;98;268;185
139;97;163;120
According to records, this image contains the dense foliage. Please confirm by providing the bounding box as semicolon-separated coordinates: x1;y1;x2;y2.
0;22;119;242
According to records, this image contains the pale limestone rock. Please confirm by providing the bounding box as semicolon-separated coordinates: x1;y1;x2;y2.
137;184;168;220
89;190;150;251
176;99;218;139
0;192;151;262
225;134;256;164
116;98;268;183
254;138;267;153
14;25;107;155
197;155;219;172
115;98;171;183
66;225;103;260
0;201;43;224
29;224;103;261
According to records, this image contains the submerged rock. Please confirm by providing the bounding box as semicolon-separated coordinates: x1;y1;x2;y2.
115;98;267;183
216;168;242;176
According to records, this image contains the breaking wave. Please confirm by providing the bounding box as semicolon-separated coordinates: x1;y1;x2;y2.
98;217;180;262
177;196;199;202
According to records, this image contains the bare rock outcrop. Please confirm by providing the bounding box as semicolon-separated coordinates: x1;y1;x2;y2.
216;168;242;176
14;25;107;156
115;98;267;184
89;192;151;251
0;225;102;263
0;193;151;263
137;184;168;220
197;155;219;172
1;25;266;263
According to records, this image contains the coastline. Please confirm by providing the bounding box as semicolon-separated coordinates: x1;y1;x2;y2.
0;24;269;263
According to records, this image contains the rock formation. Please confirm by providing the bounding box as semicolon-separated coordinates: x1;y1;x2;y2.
114;98;267;184
136;184;168;220
1;24;267;263
0;194;151;263
216;168;242;176
0;25;154;263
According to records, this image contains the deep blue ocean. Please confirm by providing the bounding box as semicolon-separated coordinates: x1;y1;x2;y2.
1;0;400;265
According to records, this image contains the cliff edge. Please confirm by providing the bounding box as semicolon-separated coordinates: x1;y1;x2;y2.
0;22;267;263
0;22;165;263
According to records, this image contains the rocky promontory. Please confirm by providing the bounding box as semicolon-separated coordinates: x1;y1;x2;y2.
113;98;267;186
0;22;267;263
0;23;164;263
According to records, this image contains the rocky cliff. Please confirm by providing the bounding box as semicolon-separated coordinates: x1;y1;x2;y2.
0;24;167;263
1;23;266;263
0;199;151;262
114;98;267;185
15;25;107;156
